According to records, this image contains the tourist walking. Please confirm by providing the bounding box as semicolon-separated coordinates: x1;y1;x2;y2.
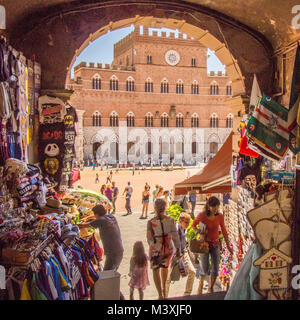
128;241;150;300
92;161;96;170
104;185;113;202
152;184;160;211
79;204;124;271
106;170;113;184
166;213;196;297
191;196;232;294
100;184;106;195
95;173;99;184
140;186;150;219
162;190;171;209
123;181;134;195
188;191;197;219
155;186;164;200
124;189;132;216
147;199;180;299
112;181;119;214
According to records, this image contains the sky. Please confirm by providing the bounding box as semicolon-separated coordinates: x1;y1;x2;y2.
71;25;226;78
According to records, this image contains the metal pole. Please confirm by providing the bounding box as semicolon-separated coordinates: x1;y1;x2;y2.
292;156;300;300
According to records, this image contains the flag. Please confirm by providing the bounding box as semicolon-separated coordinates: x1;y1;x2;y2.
246;94;291;159
249;74;262;112
239;125;259;158
288;44;300;154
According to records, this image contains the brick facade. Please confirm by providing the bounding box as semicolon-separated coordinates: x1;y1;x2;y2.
68;27;234;164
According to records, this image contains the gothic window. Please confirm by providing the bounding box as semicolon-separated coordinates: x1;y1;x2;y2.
226;113;233;128
147;55;152;64
191;80;199;95
110;75;118;91
210;113;219;128
191;113;199;128
145;78;153;93
226;85;232;96
126;112;135;127
92;111;101;126
92;75;101;90
210;142;218;154
176;79;184;94
192;141;197;154
210;82;219;95
110;111;119;127
191;58;196;67
161;113;169;127
126;77;135;92
176;113;184;127
161;78;169;94
145;112;153;127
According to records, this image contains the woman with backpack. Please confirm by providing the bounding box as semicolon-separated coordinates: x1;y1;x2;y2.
147;199;181;299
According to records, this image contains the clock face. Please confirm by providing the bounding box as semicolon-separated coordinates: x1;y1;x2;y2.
165;50;180;66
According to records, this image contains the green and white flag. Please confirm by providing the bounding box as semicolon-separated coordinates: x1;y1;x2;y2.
246;94;292;159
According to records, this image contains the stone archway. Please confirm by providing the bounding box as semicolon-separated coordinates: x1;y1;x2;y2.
9;1;274;97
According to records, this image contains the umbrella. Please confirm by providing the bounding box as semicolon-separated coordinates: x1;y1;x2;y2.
69;188;112;205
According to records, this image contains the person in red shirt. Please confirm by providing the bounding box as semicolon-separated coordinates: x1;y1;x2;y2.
191;196;232;294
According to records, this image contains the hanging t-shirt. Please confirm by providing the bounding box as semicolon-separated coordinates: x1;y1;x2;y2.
38;95;66;124
64;104;78;130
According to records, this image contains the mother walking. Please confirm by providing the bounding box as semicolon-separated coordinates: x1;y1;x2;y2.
147;198;180;299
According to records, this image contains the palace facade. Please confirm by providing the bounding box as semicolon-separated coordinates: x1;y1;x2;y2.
68;26;233;164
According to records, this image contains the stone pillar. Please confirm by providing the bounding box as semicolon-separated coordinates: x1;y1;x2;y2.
196;128;205;163
184;128;192;164
118;121;127;163
150;128;160;165
75;109;85;161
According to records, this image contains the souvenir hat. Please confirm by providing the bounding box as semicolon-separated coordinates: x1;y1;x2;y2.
42;198;63;214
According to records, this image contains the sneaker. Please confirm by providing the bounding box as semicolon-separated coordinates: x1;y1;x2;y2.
122;213;129;216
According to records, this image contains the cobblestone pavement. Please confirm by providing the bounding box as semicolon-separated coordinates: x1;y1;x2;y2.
75;167;221;300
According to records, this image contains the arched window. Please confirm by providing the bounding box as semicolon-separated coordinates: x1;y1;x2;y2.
226;113;233;128
192;141;197;154
191;113;199;128
126;77;135;92
110;75;118;91
210;81;219;95
191;80;199;95
176;79;184;94
161;78;169;94
210;142;218;154
176;113;184;127
210;113;219;128
226;85;232;96
161;113;169;127
126;112;135;127
145;112;153;127
147;55;152;64
110;111;119;127
92;74;101;90
145;78;153;93
92;111;101;126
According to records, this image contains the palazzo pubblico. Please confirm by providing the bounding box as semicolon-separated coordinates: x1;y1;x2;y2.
68;26;234;165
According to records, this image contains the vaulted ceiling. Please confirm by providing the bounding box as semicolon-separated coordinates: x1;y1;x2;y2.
3;0;298;50
1;0;298;93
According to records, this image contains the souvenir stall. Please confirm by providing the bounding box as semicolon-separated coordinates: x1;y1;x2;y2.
0;38;103;300
38;95;78;191
222;87;298;299
0;159;103;300
0;36;41;166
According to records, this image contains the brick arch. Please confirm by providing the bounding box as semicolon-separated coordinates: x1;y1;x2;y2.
11;1;274;95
